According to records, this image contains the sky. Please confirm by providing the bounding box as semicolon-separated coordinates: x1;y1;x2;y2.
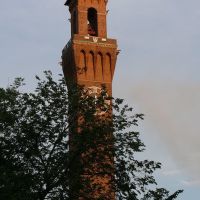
0;0;200;199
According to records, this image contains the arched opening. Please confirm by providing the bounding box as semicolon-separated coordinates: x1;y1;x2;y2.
87;8;98;36
78;50;86;79
95;53;103;81
87;51;95;80
73;10;77;34
104;53;112;81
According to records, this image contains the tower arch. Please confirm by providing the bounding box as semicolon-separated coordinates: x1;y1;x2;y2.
78;50;87;80
86;51;95;80
72;10;77;34
104;53;112;82
87;8;98;36
95;52;103;81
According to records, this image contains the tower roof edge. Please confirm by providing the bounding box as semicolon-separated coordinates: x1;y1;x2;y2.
64;0;108;6
64;0;71;6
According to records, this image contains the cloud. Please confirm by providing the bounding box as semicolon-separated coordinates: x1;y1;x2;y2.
130;80;200;180
111;0;200;185
182;179;200;187
0;1;67;88
162;169;181;176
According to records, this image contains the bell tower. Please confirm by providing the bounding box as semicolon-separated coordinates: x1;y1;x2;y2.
62;0;118;199
62;0;118;95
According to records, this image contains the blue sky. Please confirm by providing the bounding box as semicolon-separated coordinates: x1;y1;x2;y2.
0;0;200;199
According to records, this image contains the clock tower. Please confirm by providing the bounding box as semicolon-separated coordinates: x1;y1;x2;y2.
62;0;118;199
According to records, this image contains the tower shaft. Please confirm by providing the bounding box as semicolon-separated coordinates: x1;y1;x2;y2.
62;0;118;199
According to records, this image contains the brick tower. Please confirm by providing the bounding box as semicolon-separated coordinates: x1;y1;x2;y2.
62;0;118;199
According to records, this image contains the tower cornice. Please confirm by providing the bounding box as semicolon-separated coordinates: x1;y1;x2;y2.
65;0;108;6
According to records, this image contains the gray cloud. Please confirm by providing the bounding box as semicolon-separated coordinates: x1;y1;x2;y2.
0;1;68;87
130;80;200;181
110;1;200;184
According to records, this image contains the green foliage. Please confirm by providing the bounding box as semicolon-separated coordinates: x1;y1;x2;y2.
0;71;183;200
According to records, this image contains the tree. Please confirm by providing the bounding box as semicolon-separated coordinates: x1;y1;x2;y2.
0;71;183;200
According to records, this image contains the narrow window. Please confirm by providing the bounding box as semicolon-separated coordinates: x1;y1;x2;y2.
73;10;77;34
87;8;98;36
87;51;95;80
95;53;103;81
79;50;86;79
104;53;112;81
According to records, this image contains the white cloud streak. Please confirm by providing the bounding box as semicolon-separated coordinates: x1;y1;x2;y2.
182;179;200;187
130;80;200;180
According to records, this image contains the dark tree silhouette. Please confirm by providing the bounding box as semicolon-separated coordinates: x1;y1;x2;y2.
0;71;183;200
